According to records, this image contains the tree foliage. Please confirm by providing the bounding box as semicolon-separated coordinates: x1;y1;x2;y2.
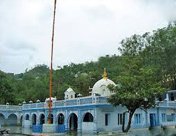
108;24;176;132
0;71;15;104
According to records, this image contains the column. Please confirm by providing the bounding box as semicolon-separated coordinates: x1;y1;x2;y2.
65;110;69;131
17;114;21;125
166;93;169;101
145;110;149;128
44;111;48;124
77;110;82;132
52;110;57;124
94;109;97;132
36;114;40;125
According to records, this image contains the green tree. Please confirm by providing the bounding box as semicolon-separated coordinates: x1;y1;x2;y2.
0;71;15;104
108;35;165;132
146;24;176;89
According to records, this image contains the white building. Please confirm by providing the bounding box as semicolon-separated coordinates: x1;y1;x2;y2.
20;69;176;133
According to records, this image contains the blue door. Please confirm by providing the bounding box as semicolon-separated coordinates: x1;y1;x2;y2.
150;113;156;127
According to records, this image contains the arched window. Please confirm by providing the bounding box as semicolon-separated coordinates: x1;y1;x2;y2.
40;114;45;125
7;114;17;126
83;112;93;122
58;113;64;124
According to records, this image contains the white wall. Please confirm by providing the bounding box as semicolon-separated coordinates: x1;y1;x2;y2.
82;122;95;132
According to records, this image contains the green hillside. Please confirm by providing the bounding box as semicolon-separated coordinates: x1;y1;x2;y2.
1;23;176;105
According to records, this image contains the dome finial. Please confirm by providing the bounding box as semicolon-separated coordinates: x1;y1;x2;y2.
102;68;108;80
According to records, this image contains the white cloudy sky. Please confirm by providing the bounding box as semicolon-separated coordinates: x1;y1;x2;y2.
0;0;176;74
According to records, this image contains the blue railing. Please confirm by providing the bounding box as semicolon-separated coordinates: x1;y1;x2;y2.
22;96;108;110
80;97;93;105
54;101;64;107
65;99;78;106
157;101;176;108
0;105;22;111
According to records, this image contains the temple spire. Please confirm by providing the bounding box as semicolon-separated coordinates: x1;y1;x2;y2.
102;68;108;80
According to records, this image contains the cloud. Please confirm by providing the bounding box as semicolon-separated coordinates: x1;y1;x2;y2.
140;0;176;22
0;0;176;74
83;4;114;21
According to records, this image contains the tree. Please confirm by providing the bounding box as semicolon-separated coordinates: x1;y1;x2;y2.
147;24;176;90
74;73;91;96
0;71;15;104
108;35;165;132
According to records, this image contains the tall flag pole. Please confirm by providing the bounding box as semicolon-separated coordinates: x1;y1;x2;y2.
48;0;57;124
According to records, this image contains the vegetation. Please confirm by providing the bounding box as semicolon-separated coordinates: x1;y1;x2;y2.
0;71;15;104
108;23;176;132
0;24;176;132
108;35;164;132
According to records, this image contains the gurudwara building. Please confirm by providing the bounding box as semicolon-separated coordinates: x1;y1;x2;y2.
20;70;176;133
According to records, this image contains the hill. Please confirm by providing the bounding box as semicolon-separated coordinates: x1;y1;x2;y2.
1;23;176;104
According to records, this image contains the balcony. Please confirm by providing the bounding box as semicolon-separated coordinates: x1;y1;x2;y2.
157;100;176;108
0;105;22;111
22;96;108;110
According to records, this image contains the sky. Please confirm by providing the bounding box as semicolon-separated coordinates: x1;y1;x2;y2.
0;0;176;74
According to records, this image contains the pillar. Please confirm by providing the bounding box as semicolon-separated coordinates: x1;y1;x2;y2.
52;110;57;124
17;114;21;125
77;110;82;132
166;93;169;101
36;114;40;125
93;109;97;132
44;111;48;124
65;110;69;131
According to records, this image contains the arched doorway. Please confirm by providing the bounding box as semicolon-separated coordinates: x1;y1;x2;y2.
25;114;29;120
7;114;17;126
83;112;93;122
56;113;65;133
40;114;45;125
58;113;64;124
47;114;53;124
32;114;37;125
69;113;78;131
0;113;5;126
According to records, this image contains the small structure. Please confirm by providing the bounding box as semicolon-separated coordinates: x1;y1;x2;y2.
64;87;76;99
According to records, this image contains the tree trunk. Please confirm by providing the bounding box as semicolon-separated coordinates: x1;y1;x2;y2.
173;76;176;90
122;109;136;132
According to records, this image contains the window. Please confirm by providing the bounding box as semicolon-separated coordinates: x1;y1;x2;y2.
167;114;174;122
118;114;123;125
170;93;174;101
171;113;175;122
83;112;93;122
162;113;166;122
134;114;141;124
159;96;162;101
105;114;109;126
25;114;29;120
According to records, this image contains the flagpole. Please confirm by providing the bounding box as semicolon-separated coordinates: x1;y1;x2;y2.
48;0;57;124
